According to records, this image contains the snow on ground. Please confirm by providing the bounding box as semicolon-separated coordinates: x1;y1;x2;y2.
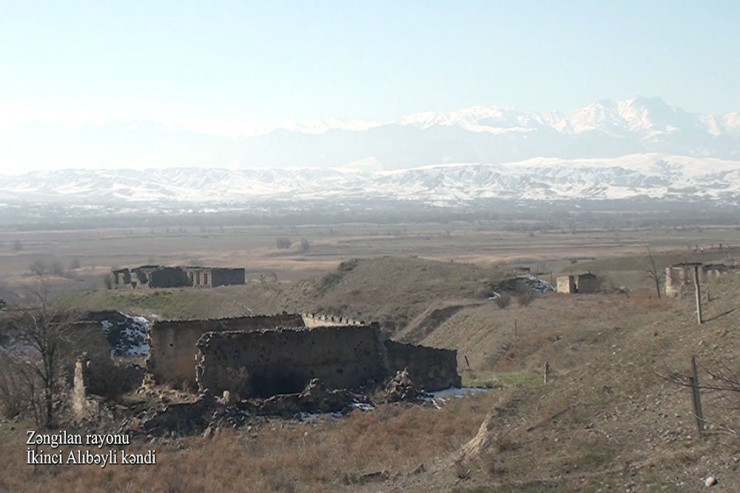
100;313;151;357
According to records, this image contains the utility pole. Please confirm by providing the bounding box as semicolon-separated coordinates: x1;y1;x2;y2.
693;265;703;325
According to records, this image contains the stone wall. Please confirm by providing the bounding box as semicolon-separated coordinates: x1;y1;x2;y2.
150;267;191;288
196;326;386;397
72;360;99;421
557;273;600;294
147;313;305;388
301;313;366;328
195;325;462;397
210;268;246;287
383;340;461;391
556;275;576;294
112;265;246;289
576;274;600;294
665;263;731;298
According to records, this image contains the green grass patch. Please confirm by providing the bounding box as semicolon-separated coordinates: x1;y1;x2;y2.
462;370;535;388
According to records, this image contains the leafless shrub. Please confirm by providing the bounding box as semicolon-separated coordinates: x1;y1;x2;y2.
0;357;26;418
495;293;511;309
11;279;79;427
644;246;665;298
515;286;535;307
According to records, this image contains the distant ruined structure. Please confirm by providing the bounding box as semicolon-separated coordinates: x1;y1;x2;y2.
665;262;732;298
111;265;245;289
556;273;601;294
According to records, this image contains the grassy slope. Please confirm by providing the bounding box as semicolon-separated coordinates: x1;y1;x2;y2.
61;256;498;330
404;276;740;491
60;283;293;320
284;257;496;333
23;254;739;491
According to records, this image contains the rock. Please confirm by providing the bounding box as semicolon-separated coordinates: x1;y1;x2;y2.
143;393;216;435
298;378;352;413
384;368;425;403
218;390;238;406
705;476;717;487
257;378;352;416
203;426;213;440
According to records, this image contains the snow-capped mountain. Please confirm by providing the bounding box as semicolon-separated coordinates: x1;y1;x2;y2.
2;97;739;172
2;98;739;214
2;154;739;209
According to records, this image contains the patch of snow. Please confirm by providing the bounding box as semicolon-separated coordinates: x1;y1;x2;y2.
430;387;491;399
99;313;151;356
516;274;555;293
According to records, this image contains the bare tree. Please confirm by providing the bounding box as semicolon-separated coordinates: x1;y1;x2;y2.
644;246;664;298
12;279;78;428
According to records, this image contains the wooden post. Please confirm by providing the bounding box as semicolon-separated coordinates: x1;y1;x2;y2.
691;356;705;435
543;361;550;384
464;355;470;369
693;265;703;325
514;318;518;341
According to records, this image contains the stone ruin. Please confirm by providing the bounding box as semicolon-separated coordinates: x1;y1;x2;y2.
111;265;246;289
146;313;306;389
195;325;460;399
71;311;462;432
665;262;733;298
301;312;366;327
556;273;601;294
146;312;461;398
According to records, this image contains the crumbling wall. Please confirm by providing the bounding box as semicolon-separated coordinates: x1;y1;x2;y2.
112;269;131;288
557;274;600;294
301;313;366;328
113;265;246;289
383;340;461;391
196;326;387;397
211;268;246;287
556;276;576;294
147;313;305;388
150;267;191;288
195;325;462;398
72;360;99;421
576;274;600;294
665;263;732;298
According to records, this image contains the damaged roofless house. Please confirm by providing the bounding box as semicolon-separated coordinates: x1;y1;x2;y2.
146;313;461;399
195;324;461;398
111;265;246;289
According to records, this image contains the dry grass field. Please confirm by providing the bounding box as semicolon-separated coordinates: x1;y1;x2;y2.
1;220;739;492
1;274;738;491
2;222;740;301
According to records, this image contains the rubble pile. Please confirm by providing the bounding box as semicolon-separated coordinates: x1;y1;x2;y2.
384;369;426;403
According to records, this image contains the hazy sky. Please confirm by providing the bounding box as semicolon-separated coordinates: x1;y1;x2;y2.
1;0;739;171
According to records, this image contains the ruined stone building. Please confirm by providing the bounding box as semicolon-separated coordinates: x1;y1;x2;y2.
147;313;305;388
665;262;732;297
196;325;460;397
146;312;461;397
111;265;246;289
556;273;600;294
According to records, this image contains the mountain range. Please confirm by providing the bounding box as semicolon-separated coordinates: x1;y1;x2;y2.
2;97;739;212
